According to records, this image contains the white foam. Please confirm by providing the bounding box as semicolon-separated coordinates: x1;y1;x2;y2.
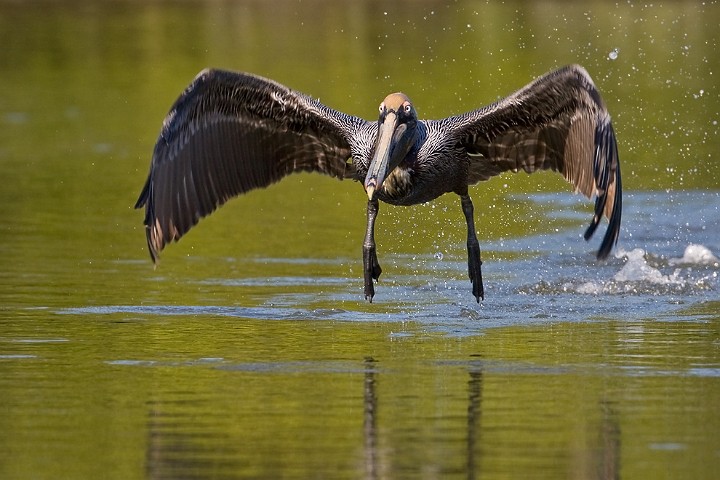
576;281;604;294
614;248;684;285
668;244;719;266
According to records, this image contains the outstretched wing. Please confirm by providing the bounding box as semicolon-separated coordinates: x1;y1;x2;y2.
450;64;621;259
135;69;369;262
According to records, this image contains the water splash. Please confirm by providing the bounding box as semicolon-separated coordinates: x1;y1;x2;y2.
521;244;717;297
668;244;719;266
614;248;683;285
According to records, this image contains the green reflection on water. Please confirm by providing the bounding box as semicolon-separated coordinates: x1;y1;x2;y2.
0;1;718;479
2;312;718;479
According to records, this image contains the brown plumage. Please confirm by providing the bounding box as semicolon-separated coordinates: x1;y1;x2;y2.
136;64;622;302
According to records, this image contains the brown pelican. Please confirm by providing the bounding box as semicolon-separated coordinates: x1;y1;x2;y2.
135;64;621;302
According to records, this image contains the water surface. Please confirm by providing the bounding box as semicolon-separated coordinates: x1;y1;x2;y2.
1;1;719;479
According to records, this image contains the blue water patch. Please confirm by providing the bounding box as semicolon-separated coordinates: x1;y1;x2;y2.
53;192;718;335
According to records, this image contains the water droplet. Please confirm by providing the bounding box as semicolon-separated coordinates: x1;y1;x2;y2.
434;252;444;261
608;48;619;60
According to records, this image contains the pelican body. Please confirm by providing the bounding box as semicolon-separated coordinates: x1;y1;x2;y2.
136;65;622;302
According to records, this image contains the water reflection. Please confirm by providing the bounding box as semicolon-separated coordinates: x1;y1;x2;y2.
363;357;379;480
146;411;201;480
596;401;620;480
145;397;238;480
466;366;483;480
130;356;629;480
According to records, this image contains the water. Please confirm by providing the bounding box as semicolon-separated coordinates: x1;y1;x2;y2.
1;1;720;479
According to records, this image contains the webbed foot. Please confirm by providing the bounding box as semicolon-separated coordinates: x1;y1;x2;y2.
467;240;484;302
363;246;382;302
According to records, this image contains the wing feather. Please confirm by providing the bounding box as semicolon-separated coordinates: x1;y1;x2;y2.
451;65;621;259
135;69;367;261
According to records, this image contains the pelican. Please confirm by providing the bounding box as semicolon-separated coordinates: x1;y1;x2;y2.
135;64;621;302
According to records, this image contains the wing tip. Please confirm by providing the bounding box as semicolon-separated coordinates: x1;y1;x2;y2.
139;221;161;265
584;110;622;261
145;217;165;265
134;178;165;264
585;157;622;261
598;167;622;260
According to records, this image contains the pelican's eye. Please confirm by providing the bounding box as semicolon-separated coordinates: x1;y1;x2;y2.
379;103;385;114
403;103;412;114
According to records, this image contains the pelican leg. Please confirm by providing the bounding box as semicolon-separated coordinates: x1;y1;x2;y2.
460;194;484;302
363;199;382;302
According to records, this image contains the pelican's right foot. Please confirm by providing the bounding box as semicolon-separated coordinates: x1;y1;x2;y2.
467;241;484;302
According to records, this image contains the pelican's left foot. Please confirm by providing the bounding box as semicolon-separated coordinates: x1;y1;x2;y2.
363;199;382;302
363;246;382;302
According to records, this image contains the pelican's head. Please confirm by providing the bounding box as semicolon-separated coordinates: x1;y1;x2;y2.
364;93;418;201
